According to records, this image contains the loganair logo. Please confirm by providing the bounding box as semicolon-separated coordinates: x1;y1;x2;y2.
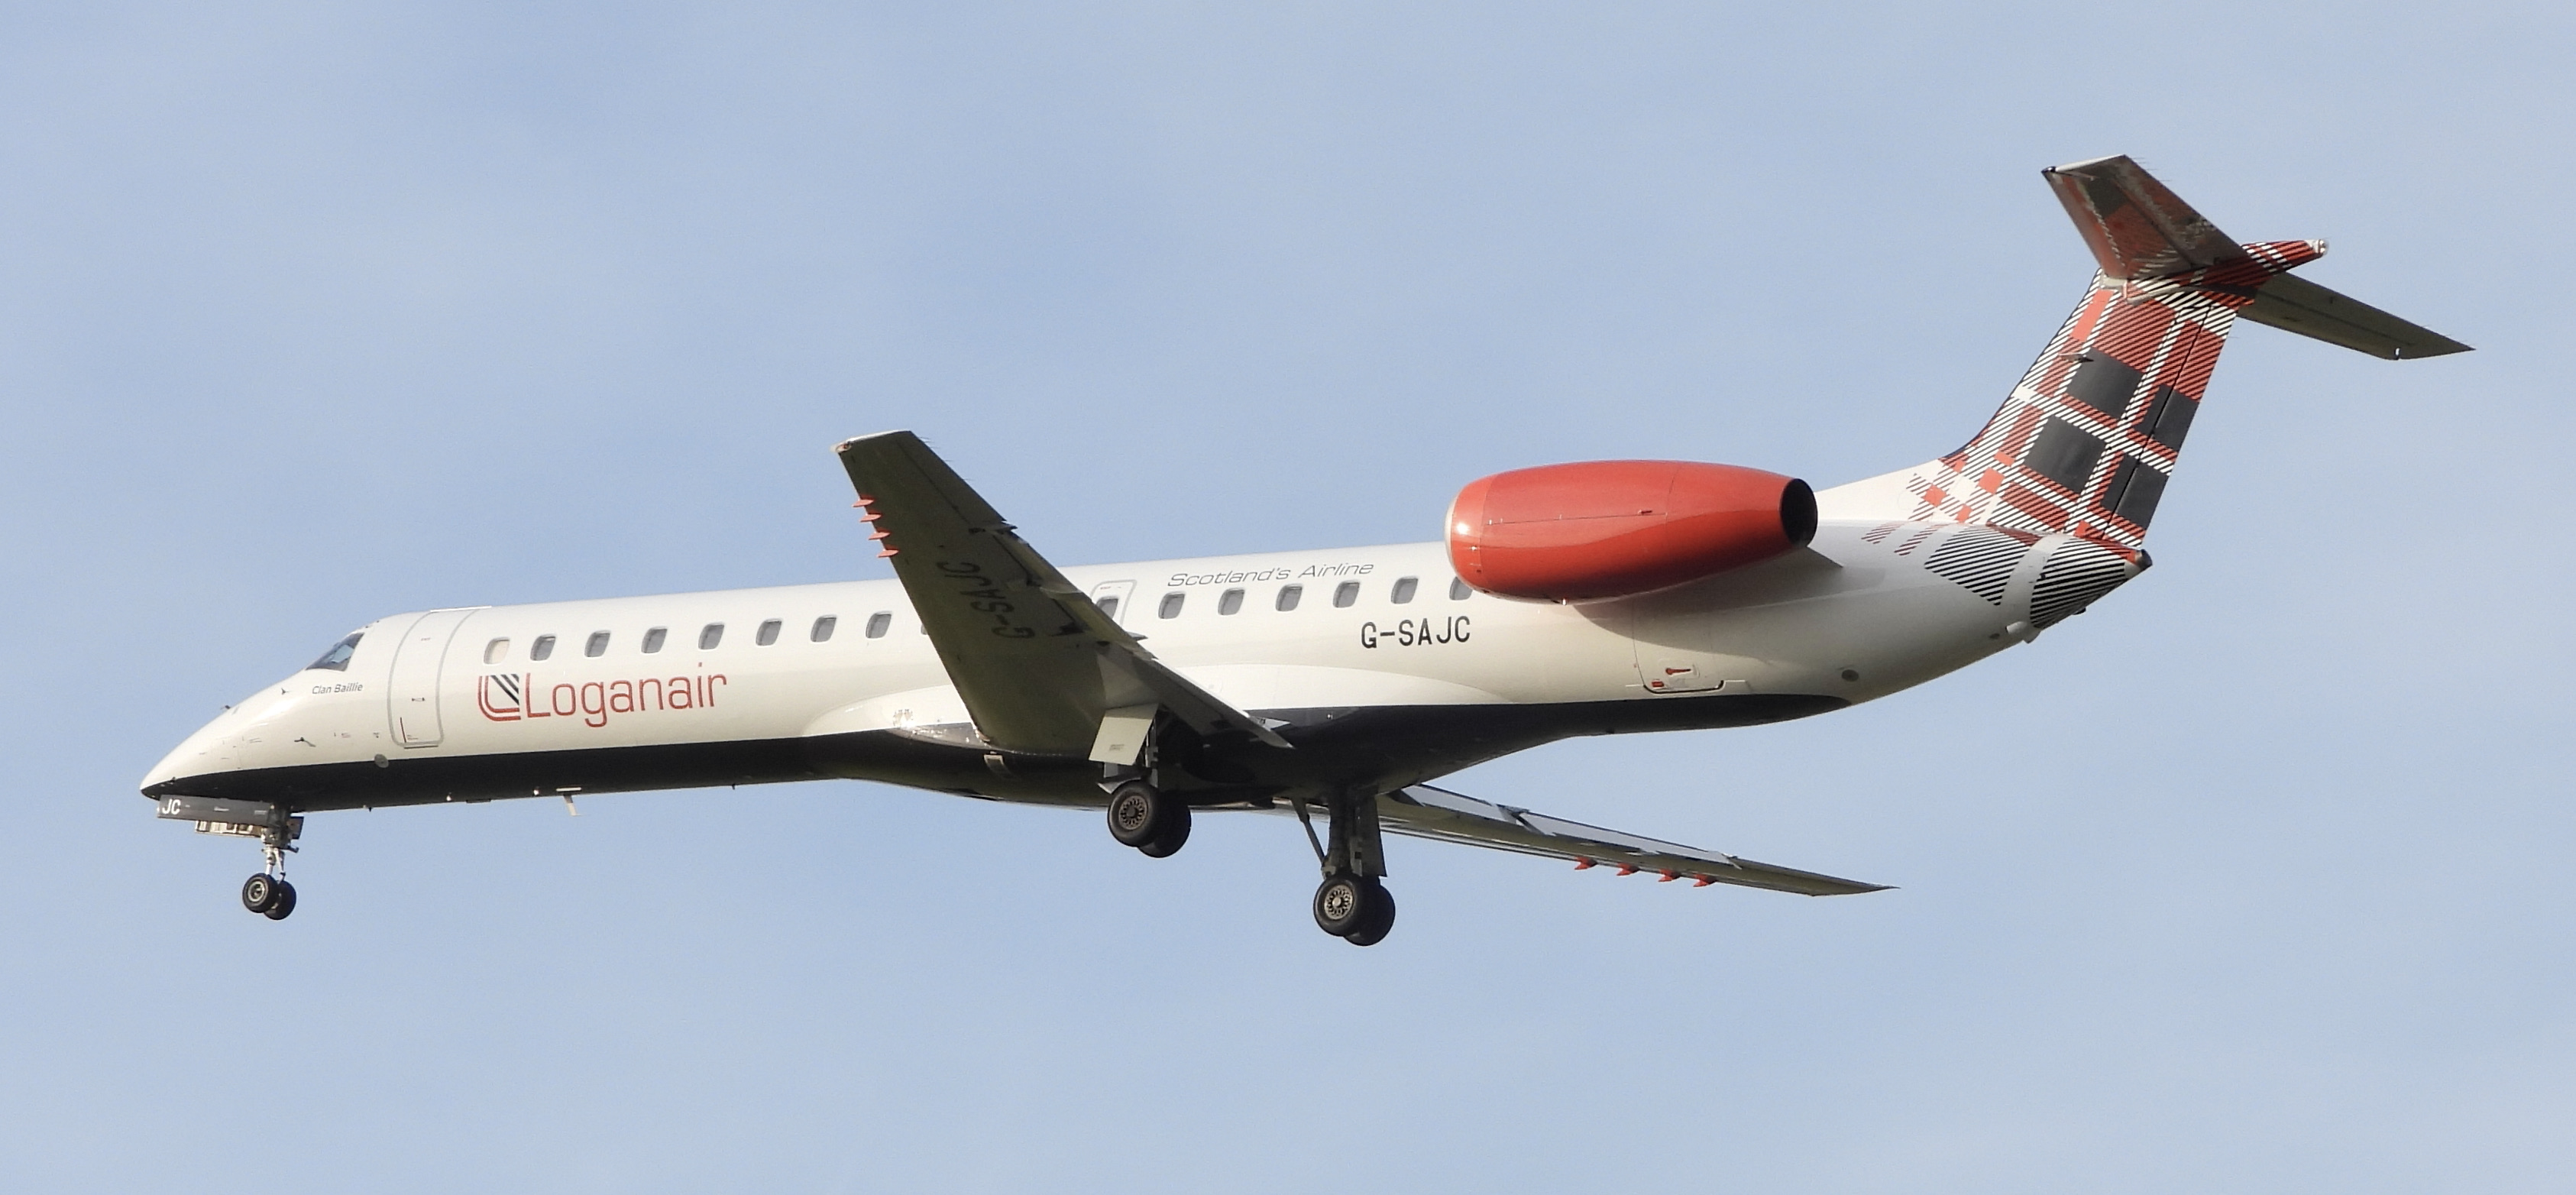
478;671;729;729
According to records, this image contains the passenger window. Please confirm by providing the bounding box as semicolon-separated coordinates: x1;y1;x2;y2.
530;635;556;661
1276;585;1303;611
811;616;837;643
306;633;363;672
1333;581;1360;607
1158;592;1185;619
1096;596;1121;620
642;627;667;653
1390;577;1418;604
482;637;509;665
699;623;723;650
757;619;782;646
1449;577;1472;601
585;631;610;658
865;612;892;639
1218;588;1244;615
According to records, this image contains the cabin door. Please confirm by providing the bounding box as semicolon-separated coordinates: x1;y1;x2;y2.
385;608;477;747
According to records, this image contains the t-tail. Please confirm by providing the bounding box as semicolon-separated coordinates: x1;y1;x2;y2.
1817;154;2468;553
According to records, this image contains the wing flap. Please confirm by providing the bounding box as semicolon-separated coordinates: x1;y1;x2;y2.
1377;784;1888;897
833;431;1286;757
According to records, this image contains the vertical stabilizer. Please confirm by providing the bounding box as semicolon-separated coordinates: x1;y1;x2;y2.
1894;234;2321;549
1816;154;2464;552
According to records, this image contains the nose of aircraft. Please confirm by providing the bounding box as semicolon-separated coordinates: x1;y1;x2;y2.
139;709;241;798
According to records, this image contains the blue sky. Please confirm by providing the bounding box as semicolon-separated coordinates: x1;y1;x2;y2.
5;3;2570;1191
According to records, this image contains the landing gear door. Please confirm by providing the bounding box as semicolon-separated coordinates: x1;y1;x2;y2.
1087;580;1138;628
385;607;479;747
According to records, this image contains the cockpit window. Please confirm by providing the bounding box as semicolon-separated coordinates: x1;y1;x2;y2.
306;633;363;672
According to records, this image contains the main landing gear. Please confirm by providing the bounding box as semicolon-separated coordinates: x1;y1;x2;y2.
1293;787;1397;947
1105;779;1192;858
1096;753;1396;946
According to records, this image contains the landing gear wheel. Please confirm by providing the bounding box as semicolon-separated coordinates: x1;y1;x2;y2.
1343;885;1396;947
1312;873;1381;938
262;880;297;921
1107;782;1178;850
1137;802;1192;858
242;873;280;915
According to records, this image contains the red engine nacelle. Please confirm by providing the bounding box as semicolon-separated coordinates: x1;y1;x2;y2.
1446;460;1817;600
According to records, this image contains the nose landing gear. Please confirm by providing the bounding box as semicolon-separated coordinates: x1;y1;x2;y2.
154;796;305;921
241;870;296;920
241;833;299;920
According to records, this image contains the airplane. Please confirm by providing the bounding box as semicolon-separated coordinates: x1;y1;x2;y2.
142;154;2468;944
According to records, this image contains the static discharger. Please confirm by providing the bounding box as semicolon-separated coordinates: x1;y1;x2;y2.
854;494;898;557
1572;854;1724;887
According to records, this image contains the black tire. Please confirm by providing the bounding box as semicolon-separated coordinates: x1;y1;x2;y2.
1137;802;1192;858
263;880;297;921
241;873;279;914
1312;873;1379;938
1343;885;1396;947
1106;782;1167;849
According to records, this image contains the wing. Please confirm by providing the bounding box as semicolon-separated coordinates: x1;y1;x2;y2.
833;430;1289;761
1377;784;1888;896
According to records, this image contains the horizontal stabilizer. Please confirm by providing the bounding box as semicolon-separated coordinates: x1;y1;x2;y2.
2241;272;2472;359
2044;154;2246;280
1374;784;1888;897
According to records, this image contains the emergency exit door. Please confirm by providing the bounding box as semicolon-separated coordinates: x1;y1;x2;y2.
1087;580;1138;627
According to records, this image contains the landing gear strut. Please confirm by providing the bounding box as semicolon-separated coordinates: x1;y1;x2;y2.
1293;787;1397;947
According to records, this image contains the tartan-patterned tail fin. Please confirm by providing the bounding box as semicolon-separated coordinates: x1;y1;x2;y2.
1816;154;2467;552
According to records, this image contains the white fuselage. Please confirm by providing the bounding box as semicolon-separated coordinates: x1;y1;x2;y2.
143;519;2106;813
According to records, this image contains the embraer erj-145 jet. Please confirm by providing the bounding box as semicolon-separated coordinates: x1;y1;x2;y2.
144;156;2466;944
